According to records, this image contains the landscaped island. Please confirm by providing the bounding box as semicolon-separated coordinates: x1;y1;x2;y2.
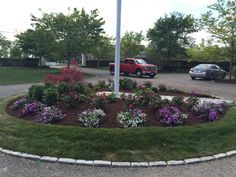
6;78;231;128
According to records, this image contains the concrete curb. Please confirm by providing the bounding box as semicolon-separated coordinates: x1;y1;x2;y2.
1;147;236;168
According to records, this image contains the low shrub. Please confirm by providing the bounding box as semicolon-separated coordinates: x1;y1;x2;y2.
185;95;200;109
22;101;45;116
157;106;188;126
149;95;163;110
74;82;85;94
117;108;147;128
57;82;70;94
151;87;159;93
44;66;83;84
28;85;38;101
158;84;167;92
143;81;152;88
61;91;80;107
93;94;107;109
171;96;184;107
78;109;106;127
107;92;117;103
120;78;137;90
35;106;65;124
43;88;59;106
44;82;57;90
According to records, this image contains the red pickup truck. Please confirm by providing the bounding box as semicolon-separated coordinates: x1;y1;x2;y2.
109;58;157;78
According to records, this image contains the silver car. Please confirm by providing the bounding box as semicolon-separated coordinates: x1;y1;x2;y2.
189;64;226;80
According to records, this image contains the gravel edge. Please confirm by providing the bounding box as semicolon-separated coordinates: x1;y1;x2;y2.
1;147;236;168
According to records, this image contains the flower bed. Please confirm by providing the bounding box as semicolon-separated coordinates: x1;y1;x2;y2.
6;79;233;128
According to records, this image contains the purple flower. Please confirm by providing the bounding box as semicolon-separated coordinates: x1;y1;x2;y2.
22;101;45;116
208;109;217;121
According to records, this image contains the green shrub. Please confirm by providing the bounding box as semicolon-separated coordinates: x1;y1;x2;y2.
151;87;159;93
57;82;70;94
45;82;57;90
149;95;163;110
28;85;45;102
171;96;184;107
159;84;167;92
143;81;152;88
43;88;59;106
74;82;85;94
120;78;137;90
233;65;236;78
107;92;117;103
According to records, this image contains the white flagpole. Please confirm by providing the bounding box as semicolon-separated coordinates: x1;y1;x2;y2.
114;0;122;95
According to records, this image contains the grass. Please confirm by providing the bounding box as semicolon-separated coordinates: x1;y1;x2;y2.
1;96;236;162
0;67;94;85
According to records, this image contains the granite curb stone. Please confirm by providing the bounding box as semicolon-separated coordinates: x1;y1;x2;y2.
58;158;76;164
149;161;167;167
112;162;131;167
75;160;94;166
93;160;111;167
1;146;236;168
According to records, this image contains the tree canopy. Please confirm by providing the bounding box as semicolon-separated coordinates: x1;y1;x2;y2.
201;0;236;79
121;31;145;58
16;8;105;66
0;33;11;58
147;12;198;61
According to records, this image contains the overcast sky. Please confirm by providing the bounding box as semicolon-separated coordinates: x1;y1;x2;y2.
0;0;216;43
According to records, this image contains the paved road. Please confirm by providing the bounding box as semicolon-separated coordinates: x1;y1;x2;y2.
1;68;236;177
83;68;236;101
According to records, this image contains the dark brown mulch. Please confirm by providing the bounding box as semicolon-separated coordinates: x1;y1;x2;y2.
6;98;227;128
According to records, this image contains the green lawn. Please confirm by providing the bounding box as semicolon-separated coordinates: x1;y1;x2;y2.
1;96;236;162
0;67;93;85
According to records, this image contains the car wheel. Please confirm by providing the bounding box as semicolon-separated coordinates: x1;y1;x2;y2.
136;69;143;78
221;73;226;80
149;74;155;78
191;76;196;80
210;73;215;80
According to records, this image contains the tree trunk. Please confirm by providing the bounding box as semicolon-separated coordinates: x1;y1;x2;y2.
81;53;86;67
229;60;233;81
67;52;71;68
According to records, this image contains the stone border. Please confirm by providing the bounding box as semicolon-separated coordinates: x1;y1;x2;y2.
1;147;236;168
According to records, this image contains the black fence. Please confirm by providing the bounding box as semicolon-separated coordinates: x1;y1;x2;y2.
161;60;236;72
0;58;40;67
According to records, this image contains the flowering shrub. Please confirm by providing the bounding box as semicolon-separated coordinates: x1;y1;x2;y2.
191;102;226;121
22;101;45;116
117;108;147;128
11;98;27;110
78;109;106;127
44;66;83;84
157;106;188;126
35;106;65;124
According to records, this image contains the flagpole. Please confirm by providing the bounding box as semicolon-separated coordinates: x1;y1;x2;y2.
114;0;122;95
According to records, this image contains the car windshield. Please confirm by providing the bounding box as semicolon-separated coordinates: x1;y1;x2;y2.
136;59;147;64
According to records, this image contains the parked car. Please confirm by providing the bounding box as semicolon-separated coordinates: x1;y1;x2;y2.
189;64;226;80
109;58;158;78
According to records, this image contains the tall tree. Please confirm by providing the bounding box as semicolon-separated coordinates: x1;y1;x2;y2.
9;41;23;58
31;8;105;67
147;12;198;61
201;0;236;80
0;33;11;57
186;39;226;61
121;31;145;58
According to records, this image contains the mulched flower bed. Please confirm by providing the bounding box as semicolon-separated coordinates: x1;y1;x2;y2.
215;79;236;84
6;96;227;128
